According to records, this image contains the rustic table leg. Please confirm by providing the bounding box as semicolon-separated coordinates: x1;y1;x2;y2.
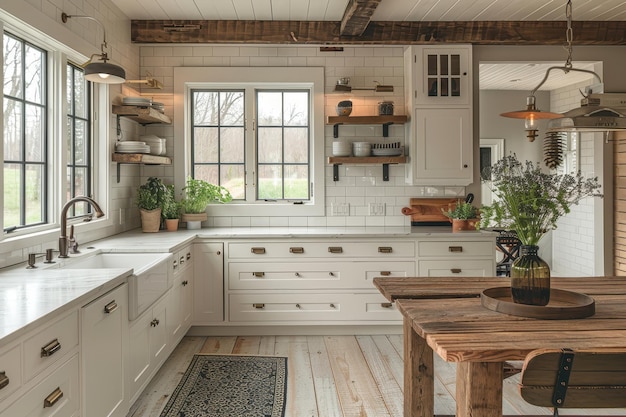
456;361;503;417
404;317;434;417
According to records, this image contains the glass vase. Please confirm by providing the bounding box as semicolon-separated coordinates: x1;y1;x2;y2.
510;245;551;306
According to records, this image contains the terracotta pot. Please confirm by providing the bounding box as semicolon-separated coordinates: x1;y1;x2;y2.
165;218;179;232
140;208;161;233
451;218;480;232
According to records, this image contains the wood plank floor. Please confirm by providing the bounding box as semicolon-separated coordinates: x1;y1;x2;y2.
126;335;626;417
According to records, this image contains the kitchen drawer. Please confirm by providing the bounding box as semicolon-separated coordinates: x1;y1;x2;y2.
0;354;79;417
354;293;401;321
23;310;79;383
418;259;495;277
229;293;347;322
0;344;21;404
227;241;415;259
417;240;494;257
228;261;416;290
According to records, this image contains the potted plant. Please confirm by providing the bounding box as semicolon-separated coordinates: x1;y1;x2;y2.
479;154;602;306
442;200;480;232
161;184;180;232
180;177;232;229
136;177;167;233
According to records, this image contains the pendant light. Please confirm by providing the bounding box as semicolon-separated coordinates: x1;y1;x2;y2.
62;12;126;84
500;0;602;142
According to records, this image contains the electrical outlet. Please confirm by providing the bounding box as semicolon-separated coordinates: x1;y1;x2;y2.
368;202;386;216
331;203;350;216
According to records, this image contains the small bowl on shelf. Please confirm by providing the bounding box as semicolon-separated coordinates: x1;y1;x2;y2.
336;100;352;116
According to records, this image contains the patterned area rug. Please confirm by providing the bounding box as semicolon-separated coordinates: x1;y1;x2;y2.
160;354;288;417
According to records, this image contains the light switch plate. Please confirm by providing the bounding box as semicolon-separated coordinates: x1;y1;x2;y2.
368;202;386;216
331;203;350;216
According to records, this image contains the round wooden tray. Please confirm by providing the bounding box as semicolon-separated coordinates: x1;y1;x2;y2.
481;287;595;319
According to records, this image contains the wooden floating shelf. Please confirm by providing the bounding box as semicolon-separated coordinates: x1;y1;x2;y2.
112;153;172;183
112;153;172;165
326;115;408;125
112;105;171;124
328;156;407;182
328;156;406;164
327;115;408;138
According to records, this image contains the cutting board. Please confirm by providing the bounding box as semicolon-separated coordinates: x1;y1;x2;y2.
401;198;458;224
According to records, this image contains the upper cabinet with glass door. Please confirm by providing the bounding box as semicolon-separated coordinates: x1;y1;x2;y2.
409;45;471;106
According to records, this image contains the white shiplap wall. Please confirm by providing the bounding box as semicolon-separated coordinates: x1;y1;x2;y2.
136;45;467;228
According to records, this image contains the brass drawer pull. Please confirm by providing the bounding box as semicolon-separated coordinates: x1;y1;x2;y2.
150;318;160;327
186;252;191;260
253;272;265;278
172;259;178;269
295;272;301;277
289;247;304;254
251;247;266;254
451;268;462;274
43;387;63;408
180;255;185;265
329;272;335;277
378;246;393;253
253;303;265;309
104;300;118;314
449;246;463;252
328;246;343;254
182;280;189;286
296;304;301;309
41;339;61;357
330;303;336;309
381;302;393;308
380;271;391;276
0;371;9;390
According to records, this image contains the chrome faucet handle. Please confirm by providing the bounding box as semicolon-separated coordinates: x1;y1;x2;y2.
44;248;56;264
26;253;38;269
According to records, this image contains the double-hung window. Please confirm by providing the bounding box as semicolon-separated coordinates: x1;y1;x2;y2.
66;63;92;217
3;32;47;231
175;67;324;217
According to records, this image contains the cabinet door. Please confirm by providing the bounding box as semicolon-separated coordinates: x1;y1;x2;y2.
413;46;471;105
193;242;224;324
168;269;193;346
412;107;472;185
81;283;128;417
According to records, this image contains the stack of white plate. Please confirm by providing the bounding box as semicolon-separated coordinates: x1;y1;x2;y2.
115;141;151;154
122;96;152;107
332;141;351;157
352;141;371;157
140;135;167;155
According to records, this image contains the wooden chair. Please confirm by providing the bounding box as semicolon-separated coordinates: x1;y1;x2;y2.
519;348;626;417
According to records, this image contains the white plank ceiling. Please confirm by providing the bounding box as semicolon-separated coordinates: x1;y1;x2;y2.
111;0;626;21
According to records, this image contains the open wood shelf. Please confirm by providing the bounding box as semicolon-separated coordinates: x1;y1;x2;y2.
112;153;172;182
112;105;171;124
326;115;408;138
327;155;407;181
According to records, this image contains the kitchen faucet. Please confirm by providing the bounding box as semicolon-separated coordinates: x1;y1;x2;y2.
59;196;105;258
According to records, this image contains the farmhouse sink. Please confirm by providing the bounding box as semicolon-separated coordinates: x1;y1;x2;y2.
59;252;173;320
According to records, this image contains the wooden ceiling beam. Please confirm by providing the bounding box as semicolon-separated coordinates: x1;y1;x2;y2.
340;0;382;36
131;20;626;45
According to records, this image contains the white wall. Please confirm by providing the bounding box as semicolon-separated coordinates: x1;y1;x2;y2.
135;45;468;228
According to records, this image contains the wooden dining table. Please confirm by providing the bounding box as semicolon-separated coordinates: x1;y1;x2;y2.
373;276;626;417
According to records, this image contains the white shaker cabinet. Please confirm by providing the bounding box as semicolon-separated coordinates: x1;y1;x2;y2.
81;283;128;417
192;242;224;324
404;45;473;186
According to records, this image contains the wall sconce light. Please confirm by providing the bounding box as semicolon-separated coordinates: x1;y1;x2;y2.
62;12;126;84
125;72;164;89
500;0;602;142
334;78;393;93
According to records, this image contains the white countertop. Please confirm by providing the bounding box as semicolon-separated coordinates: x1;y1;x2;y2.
0;267;131;344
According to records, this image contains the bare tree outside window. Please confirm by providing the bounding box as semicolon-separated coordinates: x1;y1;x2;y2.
3;32;47;230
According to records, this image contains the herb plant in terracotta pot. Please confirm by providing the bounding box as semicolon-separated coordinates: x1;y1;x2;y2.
479;154;602;306
442;200;480;232
180;177;232;229
161;184;180;232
